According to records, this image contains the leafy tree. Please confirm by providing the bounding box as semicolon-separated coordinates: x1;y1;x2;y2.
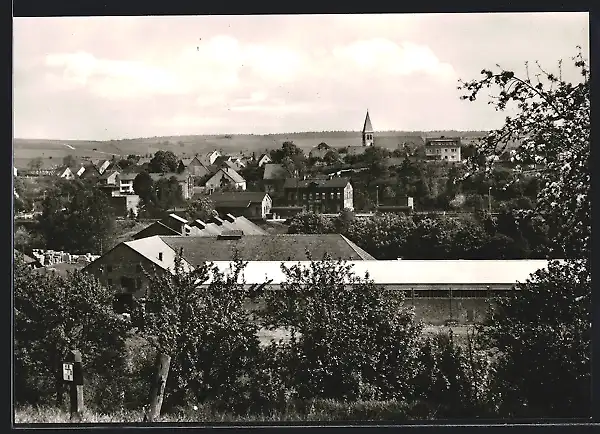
185;196;216;222
149;150;179;173
133;172;155;204
323;149;341;165
13;255;130;409
62;154;76;167
459;48;589;258
262;258;423;401
154;177;184;211
479;259;590;417
37;180;115;254
286;212;335;234
414;331;491;418
141;255;261;412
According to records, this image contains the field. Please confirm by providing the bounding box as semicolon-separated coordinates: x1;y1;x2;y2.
13;130;491;170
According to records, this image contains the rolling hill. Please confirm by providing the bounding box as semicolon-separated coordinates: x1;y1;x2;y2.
12;130;497;169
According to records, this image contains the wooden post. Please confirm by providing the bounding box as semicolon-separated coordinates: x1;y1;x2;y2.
145;352;171;423
65;349;84;420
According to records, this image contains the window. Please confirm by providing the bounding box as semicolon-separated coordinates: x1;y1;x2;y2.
309;193;313;199
302;193;307;200
337;192;341;199
330;192;334;199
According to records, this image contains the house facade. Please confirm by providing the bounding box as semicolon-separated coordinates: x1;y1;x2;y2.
425;137;462;162
205;168;247;191
257;154;272;167
209;191;272;220
118;173;137;194
283;177;353;213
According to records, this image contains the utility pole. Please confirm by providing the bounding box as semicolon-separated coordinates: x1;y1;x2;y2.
488;186;492;214
376;186;379;208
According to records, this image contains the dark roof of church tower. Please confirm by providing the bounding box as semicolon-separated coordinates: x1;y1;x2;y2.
362;110;373;133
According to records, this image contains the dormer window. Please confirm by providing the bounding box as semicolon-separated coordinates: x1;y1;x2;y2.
158;252;163;261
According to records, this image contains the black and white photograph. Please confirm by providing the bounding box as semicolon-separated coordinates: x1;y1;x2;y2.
12;12;591;425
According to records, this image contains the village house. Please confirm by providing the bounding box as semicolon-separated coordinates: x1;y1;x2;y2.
98;169;120;186
283;177;354;213
55;167;75;179
149;172;194;200
309;143;332;161
209;191;272;220
256;153;272;167
79;163;101;180
118;172;137;194
92;159;112;175
83;233;374;311
424;136;462;162
204;167;247;191
199;150;222;167
132;212;267;239
178;156;211;178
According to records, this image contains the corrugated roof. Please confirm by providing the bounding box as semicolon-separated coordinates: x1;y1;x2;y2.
159;234;375;263
202;260;557;286
283;177;350;189
363;111;373;133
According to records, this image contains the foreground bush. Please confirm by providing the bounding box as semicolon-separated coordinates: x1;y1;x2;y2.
263;257;423;402
13;254;130;411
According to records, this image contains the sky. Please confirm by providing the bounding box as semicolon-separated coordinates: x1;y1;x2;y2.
13;13;589;140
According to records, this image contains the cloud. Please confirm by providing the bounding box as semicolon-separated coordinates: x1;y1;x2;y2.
332;39;456;79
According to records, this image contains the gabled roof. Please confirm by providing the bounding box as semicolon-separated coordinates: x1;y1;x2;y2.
180;158;194;166
99;169;119;180
363;110;373;133
211;167;245;184
263;163;292;181
119;172;138;181
283;177;351;189
210;191;269;206
157;234;375;263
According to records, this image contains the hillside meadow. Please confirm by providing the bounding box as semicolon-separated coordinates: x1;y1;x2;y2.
13;130;490;169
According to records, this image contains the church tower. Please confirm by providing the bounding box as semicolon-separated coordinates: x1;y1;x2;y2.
362;110;374;147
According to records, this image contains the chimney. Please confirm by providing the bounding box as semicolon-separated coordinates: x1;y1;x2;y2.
158;252;163;261
224;213;236;223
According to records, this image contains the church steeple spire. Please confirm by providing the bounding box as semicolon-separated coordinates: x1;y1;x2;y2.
362;110;374;146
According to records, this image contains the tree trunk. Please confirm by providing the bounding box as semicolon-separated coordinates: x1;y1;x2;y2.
145;352;171;422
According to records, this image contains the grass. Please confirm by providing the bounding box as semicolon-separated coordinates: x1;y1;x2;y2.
14;399;424;424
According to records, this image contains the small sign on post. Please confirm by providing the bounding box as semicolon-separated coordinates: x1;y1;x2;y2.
63;363;74;382
64;350;84;421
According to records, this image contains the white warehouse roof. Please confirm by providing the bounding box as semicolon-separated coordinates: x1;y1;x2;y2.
201;260;559;286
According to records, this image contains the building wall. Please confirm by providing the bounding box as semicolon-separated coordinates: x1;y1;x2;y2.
84;244;167;300
343;183;354;210
425;142;461;162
